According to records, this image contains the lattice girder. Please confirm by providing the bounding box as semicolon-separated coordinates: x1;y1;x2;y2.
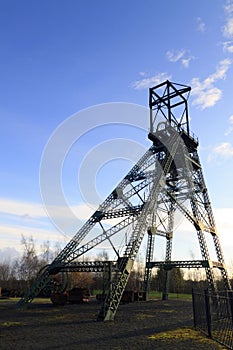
17;127;177;309
17;80;231;320
97;131;182;320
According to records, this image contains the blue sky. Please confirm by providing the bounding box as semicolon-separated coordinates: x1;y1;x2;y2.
1;0;233;268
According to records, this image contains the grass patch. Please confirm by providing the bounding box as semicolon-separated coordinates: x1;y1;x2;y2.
0;297;51;306
32;298;51;304
149;328;201;340
161;309;175;313
149;292;192;300
1;321;24;327
148;327;226;348
136;313;155;320
0;297;20;303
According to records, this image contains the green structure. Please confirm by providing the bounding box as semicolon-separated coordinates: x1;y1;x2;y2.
17;81;231;321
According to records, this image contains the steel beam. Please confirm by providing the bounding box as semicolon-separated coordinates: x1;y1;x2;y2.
17;80;231;320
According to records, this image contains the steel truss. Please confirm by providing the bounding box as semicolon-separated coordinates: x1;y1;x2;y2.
146;260;225;270
17;81;231;321
54;260;117;273
143;80;231;299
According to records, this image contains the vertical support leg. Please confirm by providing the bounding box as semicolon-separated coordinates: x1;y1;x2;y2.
162;205;174;300
162;233;172;300
196;230;216;293
162;269;169;300
143;228;156;296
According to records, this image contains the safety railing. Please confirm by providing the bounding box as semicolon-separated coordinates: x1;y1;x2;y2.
192;289;233;349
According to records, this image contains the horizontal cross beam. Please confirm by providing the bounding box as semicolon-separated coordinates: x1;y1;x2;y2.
146;260;224;270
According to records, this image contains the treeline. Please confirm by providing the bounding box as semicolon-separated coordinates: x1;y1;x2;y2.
0;236;58;296
0;236;232;297
149;268;208;295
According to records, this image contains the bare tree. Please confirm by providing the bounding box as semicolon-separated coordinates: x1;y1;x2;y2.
14;235;40;289
40;240;51;263
0;261;11;282
96;250;109;261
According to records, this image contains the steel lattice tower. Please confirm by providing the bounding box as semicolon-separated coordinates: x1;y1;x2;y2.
17;80;231;321
143;81;231;300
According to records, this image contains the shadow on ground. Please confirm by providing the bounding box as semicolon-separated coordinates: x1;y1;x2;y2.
0;298;227;350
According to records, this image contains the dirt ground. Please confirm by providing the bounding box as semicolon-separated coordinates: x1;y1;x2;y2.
0;297;228;350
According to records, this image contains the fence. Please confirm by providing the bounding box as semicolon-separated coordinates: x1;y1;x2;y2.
192;289;233;349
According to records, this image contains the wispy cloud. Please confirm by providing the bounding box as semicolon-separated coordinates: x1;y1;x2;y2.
0;223;61;244
131;72;171;90
0;197;99;255
181;57;193;68
214;142;233;157
166;49;194;68
223;40;233;52
196;17;206;32
222;0;233;52
0;247;20;262
225;0;233;15
208;142;233;162
0;198;96;222
0;198;46;219
166;49;186;62
138;71;146;77
223;0;233;37
191;58;232;109
223;17;233;37
0;222;67;259
225;115;233;135
192;85;222;109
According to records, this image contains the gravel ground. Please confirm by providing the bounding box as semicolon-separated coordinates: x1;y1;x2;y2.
0;298;228;350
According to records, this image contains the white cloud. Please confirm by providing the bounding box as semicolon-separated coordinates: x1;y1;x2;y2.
0;199;96;244
211;142;233;159
193;85;222;109
206;58;232;82
223;41;233;52
166;49;186;62
0;198;46;218
139;71;146;77
0;247;20;262
223;1;233;39
224;114;233;135
226;23;233;36
224;15;233;38
221;1;233;55
181;57;192;68
207;141;233;162
225;1;233;16
0;198;97;222
0;223;64;249
131;72;172;90
166;49;194;68
196;17;206;32
1;202;233;266
0;197;120;255
51;203;97;221
0;197;100;245
191;59;232;109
